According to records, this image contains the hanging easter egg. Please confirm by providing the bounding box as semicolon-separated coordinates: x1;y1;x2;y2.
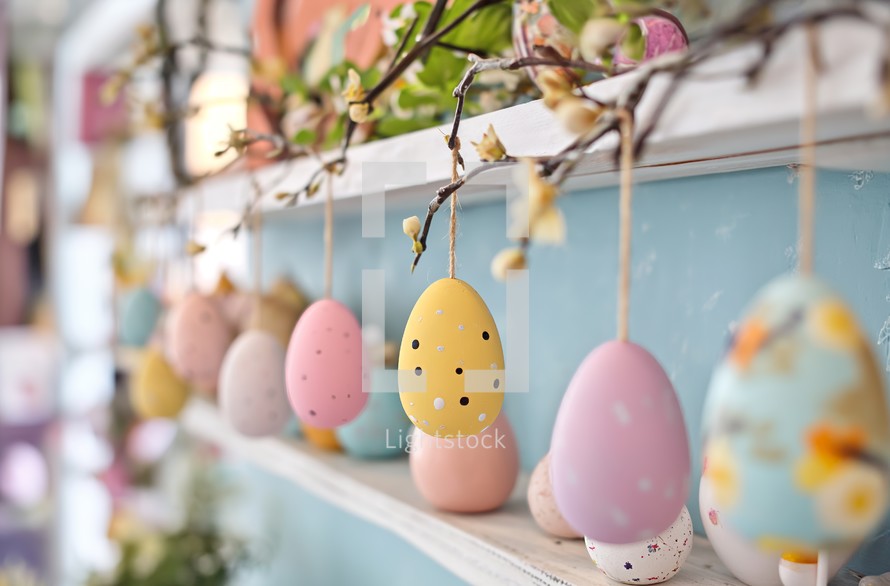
166;293;235;395
219;330;291;437
551;340;690;543
131;349;190;418
528;452;581;539
399;278;504;438
614;15;688;67
702;274;890;550
512;0;575;86
584;506;693;585
699;469;782;586
285;299;367;428
118;287;162;347
409;413;519;513
337;369;410;459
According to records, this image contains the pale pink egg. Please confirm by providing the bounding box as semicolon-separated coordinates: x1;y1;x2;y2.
166;293;234;395
220;330;291;437
528;453;581;539
409;414;519;513
551;340;690;543
285;299;367;428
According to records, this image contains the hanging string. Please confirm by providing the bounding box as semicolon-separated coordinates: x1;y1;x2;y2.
798;24;819;275
616;109;634;342
324;171;334;299
449;137;461;279
252;207;263;301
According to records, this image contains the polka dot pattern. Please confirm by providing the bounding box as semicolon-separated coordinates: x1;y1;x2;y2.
285;299;368;428
398;278;504;438
219;330;291;437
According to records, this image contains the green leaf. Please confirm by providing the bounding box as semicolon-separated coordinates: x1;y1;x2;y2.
280;74;308;97
546;0;603;34
375;116;441;138
291;128;318;145
620;22;646;62
416;46;468;90
389;2;432;55
397;85;449;110
440;0;513;53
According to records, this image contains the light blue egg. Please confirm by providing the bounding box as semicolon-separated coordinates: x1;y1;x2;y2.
702;274;890;550
119;287;162;347
337;369;410;459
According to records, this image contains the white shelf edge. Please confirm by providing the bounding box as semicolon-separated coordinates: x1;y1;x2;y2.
179;399;747;586
180;17;890;221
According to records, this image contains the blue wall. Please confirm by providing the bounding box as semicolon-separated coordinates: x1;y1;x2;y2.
228;166;889;583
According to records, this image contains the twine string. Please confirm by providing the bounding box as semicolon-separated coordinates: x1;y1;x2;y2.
798;24;819;275
324;171;334;299
449;138;461;280
617;109;634;342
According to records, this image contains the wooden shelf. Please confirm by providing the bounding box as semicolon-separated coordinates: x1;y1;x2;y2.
185;16;890;221
180;399;745;586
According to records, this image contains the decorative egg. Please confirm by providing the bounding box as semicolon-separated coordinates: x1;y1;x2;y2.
166;293;235;395
409;413;519;513
551;340;691;543
118;287;161;347
219;330;291;437
584;506;693;585
702;274;890;550
285;299;367;428
399;278;504;438
303;425;343;451
777;549;853;586
700;471;782;586
528;453;581;539
859;573;890;586
131;349;190;418
614;15;688;66
337;369;410;459
248;295;300;347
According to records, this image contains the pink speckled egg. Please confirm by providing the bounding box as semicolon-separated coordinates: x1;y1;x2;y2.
166;293;235;395
551;340;690;543
528;453;581;539
219;330;291;437
285;299;368;428
615;15;688;66
585;506;693;584
409;414;519;513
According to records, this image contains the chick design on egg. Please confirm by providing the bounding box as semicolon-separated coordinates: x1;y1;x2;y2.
398;278;504;438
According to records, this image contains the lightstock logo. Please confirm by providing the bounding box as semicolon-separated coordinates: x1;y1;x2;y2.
358;159;531;402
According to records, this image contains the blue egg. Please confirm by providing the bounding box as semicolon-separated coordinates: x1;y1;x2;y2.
702;274;890;551
337;369;410;459
118;287;162;347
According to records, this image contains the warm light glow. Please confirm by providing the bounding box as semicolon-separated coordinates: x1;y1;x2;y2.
185;71;249;176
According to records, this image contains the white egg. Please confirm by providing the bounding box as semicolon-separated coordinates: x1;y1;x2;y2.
585;506;693;585
219;330;291;437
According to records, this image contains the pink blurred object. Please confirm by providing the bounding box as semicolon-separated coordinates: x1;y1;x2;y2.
126;419;178;464
80;72;127;145
285;299;368;428
0;233;26;326
550;340;690;544
615;15;688;66
0;442;48;507
410;414;519;513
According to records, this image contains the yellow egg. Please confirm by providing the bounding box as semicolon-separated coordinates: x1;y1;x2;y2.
399;278;504;437
303;425;343;451
131;349;190;418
